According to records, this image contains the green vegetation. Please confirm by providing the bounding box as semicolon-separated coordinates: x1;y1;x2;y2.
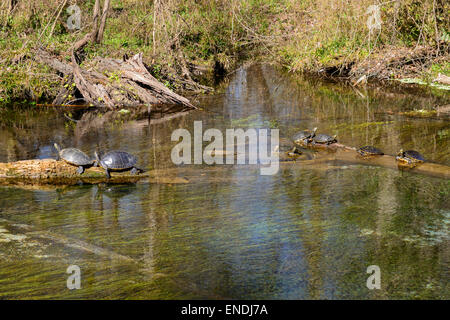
0;0;448;102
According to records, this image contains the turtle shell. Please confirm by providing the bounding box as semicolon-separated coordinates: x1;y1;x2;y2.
60;148;93;166
293;130;314;143
313;134;337;144
100;151;137;170
398;150;425;163
357;146;384;156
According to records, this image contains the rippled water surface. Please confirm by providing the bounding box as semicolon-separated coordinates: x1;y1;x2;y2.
0;65;449;299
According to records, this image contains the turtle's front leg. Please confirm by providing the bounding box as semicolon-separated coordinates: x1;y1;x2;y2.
105;168;111;179
131;167;145;175
77;166;85;174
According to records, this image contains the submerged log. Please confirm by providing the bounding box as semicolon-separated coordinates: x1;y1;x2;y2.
330;149;450;179
0;217;136;263
298;143;450;179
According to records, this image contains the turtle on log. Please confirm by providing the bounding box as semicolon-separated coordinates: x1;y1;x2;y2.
312;133;337;145
357;146;384;157
396;149;425;165
95;150;144;179
54;143;96;175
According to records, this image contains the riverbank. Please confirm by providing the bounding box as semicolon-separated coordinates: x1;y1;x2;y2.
0;0;449;103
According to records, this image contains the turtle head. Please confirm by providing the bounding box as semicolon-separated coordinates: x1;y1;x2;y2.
54;143;61;153
332;134;337;140
94;151;100;163
397;149;404;156
312;127;318;134
92;152;99;167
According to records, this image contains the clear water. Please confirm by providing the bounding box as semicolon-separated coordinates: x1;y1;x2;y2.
0;64;448;299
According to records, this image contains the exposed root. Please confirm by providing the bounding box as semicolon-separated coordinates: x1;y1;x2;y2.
34;48;197;109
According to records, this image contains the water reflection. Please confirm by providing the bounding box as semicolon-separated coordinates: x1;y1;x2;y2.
0;64;448;299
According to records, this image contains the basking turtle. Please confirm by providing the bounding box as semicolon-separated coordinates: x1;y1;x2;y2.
54;143;95;174
95;150;143;178
396;149;425;164
292;127;317;145
357;146;384;157
312;133;337;145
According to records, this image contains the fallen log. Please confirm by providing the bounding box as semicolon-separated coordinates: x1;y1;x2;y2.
0;159;199;187
34;49;196;110
0;159;148;186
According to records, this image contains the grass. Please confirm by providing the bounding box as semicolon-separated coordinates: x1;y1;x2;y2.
430;61;450;77
0;0;448;102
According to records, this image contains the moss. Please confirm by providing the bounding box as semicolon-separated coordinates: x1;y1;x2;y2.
401;109;438;117
331;121;394;130
5;168;18;177
83;171;106;178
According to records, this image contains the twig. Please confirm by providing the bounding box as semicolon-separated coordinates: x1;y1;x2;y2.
96;0;111;43
48;0;68;40
64;113;80;122
37;0;66;42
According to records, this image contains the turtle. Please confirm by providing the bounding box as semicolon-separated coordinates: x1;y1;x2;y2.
273;145;301;157
396;149;425;164
357;146;384;157
286;146;303;157
95;150;143;178
312;133;337;145
54;143;95;174
292;127;318;145
273;145;313;161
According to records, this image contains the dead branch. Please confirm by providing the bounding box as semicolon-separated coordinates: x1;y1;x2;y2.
96;0;111;43
34;48;196;109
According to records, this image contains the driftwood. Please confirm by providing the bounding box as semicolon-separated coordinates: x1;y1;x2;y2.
34;48;196;110
0;159;148;185
0;159;195;186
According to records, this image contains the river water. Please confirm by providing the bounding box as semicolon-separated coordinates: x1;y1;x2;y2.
0;64;448;299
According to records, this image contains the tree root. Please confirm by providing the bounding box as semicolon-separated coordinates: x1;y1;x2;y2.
34;48;197;110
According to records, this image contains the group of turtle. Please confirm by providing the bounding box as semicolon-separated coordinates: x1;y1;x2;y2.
290;127;425;165
54;125;425;177
54;143;143;178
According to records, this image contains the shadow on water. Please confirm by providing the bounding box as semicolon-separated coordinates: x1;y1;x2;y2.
0;64;449;299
